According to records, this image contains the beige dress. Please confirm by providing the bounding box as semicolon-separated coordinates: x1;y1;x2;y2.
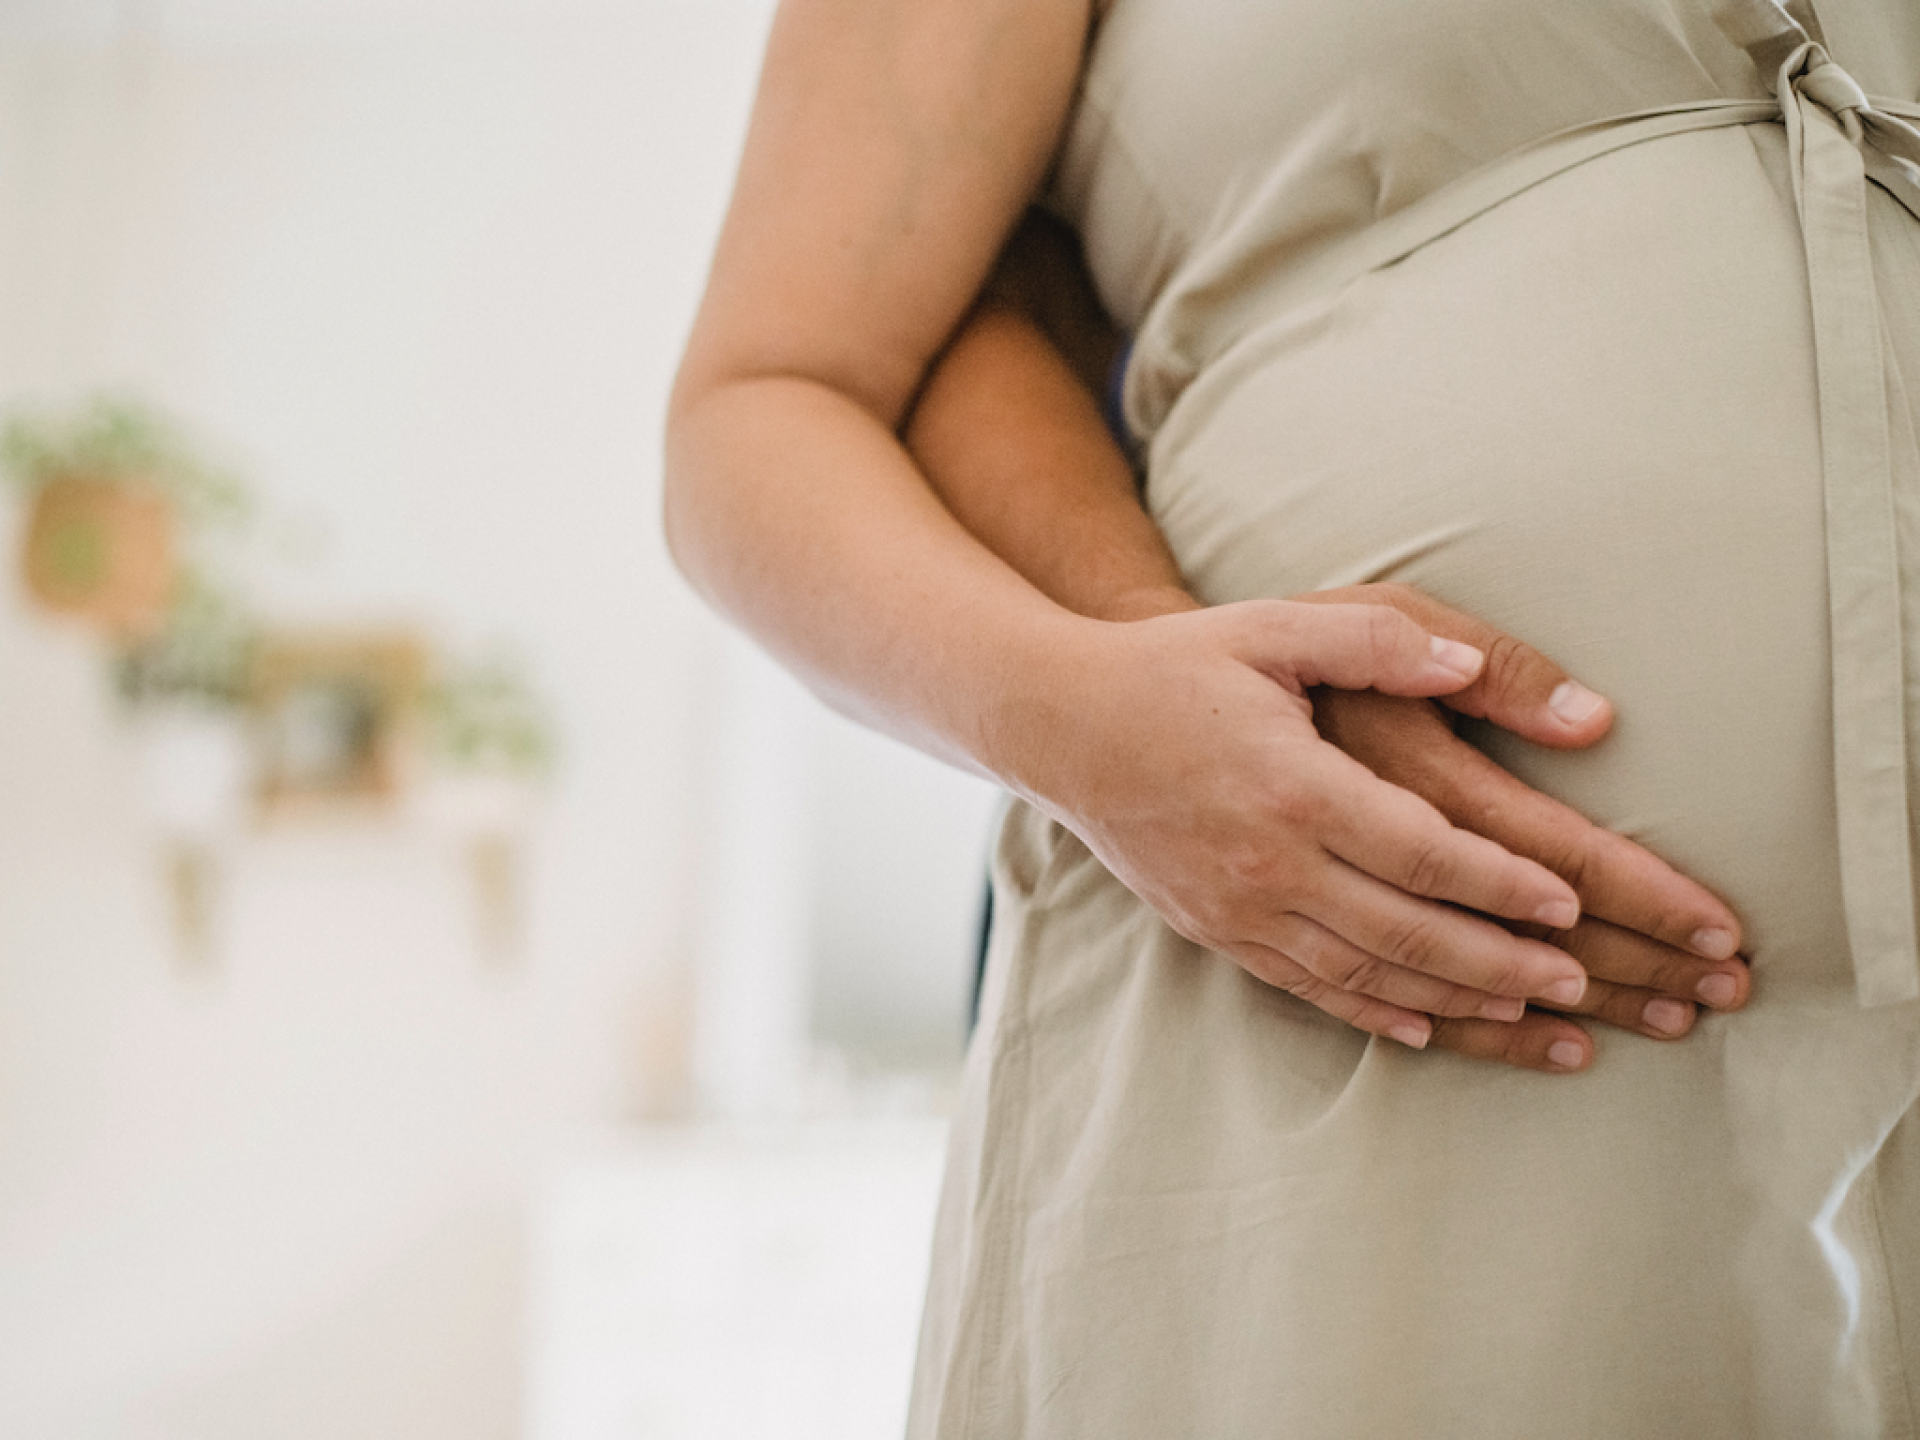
910;1;1920;1435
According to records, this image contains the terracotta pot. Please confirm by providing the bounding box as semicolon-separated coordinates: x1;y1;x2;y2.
21;474;175;635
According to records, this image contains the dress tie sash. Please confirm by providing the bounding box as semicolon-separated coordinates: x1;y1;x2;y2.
1132;0;1920;1006
1753;15;1920;1005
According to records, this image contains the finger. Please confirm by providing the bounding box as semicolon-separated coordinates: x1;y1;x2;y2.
1230;940;1435;1050
1430;1012;1594;1074
1536;976;1700;1040
1229;599;1488;698
1314;751;1580;930
1318;689;1745;962
1296;584;1612;749
1310;858;1588;1004
1402;728;1745;962
1540;914;1750;1012
1241;915;1527;1022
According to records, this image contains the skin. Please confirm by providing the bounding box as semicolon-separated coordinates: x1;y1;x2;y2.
902;209;1752;1071
664;0;1746;1071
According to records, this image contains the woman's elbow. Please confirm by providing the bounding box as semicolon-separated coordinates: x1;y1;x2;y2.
659;363;724;599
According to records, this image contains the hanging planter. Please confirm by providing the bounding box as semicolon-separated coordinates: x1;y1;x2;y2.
22;473;176;634
2;395;249;637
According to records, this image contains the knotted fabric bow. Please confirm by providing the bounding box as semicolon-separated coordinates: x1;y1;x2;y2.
1724;0;1920;1005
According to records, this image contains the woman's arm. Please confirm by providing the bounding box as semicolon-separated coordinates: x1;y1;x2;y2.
903;213;1750;1071
666;0;1610;1050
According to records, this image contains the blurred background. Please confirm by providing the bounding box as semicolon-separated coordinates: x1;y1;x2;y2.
0;1;1002;1435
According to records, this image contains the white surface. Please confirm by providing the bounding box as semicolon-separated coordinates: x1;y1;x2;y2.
690;641;816;1120
807;714;1002;1068
0;3;995;1435
527;1122;948;1440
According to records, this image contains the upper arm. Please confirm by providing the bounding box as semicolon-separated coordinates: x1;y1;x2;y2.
672;0;1094;430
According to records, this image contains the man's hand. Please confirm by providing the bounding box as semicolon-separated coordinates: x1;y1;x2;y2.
1303;584;1748;1073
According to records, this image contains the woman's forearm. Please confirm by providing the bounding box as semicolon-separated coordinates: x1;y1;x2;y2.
664;0;1103;787
666;367;1102;790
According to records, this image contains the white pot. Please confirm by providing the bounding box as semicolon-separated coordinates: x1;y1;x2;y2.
129;704;252;841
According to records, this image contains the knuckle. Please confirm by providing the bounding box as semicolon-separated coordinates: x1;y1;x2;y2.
1359;602;1408;658
1378;912;1444;971
1372;582;1421;616
1479;632;1539;698
1533;827;1600;897
1506;1030;1553;1067
1211;836;1266;893
1233;947;1289;988
1270;778;1331;833
1481;948;1532;998
1324;951;1390;996
1399;834;1457;898
1281;972;1332;1008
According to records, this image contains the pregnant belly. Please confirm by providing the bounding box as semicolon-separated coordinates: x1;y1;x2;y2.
1147;124;1920;997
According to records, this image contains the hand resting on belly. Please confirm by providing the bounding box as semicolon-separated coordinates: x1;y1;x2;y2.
904;210;1749;1073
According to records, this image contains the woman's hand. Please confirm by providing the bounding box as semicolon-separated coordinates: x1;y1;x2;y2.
1008;598;1600;1050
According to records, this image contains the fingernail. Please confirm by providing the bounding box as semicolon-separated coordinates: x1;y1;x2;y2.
1539;975;1586;1006
1480;996;1526;1023
1533;897;1580;930
1696;972;1740;1008
1547;1039;1587;1071
1388;1021;1431;1050
1642;998;1692;1036
1548;681;1606;726
1689;927;1738;961
1428;636;1484;680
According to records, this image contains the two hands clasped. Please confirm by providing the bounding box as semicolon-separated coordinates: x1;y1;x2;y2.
1015;582;1749;1075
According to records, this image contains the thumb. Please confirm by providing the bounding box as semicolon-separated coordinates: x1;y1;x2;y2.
1295;585;1612;749
1440;633;1613;748
1232;599;1488;696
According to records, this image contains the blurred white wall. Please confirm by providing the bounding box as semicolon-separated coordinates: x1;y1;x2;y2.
0;2;998;1435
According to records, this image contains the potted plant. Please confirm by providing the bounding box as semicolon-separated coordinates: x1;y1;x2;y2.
113;569;262;967
1;395;248;635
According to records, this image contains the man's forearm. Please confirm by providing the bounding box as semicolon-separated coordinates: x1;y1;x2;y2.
906;217;1197;625
908;303;1195;622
